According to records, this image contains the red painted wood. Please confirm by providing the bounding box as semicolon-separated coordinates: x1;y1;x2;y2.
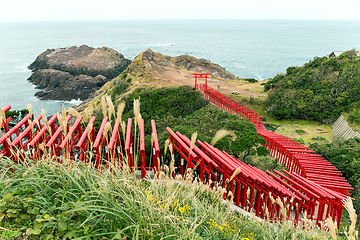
140;119;146;179
151;120;160;178
125;118;133;170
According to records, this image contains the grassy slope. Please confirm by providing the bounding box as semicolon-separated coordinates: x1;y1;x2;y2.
0;158;334;240
263;50;360;121
226;85;335;146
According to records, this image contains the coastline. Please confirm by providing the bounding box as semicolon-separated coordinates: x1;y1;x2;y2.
1;20;360;113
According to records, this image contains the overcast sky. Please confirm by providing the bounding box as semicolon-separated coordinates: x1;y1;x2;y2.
0;0;359;22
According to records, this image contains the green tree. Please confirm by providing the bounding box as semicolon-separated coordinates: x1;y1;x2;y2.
310;138;360;221
264;50;360;121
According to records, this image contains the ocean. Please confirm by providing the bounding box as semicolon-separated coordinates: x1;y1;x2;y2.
1;19;360;115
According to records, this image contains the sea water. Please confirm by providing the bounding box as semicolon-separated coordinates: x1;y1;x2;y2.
0;19;360;115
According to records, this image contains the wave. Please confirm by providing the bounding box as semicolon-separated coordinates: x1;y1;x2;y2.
54;98;83;106
0;66;31;74
254;73;264;81
68;99;83;105
158;43;178;46
149;43;178;47
233;63;265;81
234;63;246;69
0;70;29;74
20;65;30;72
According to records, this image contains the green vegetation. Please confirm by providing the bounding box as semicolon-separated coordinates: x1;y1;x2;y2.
116;86;269;166
294;129;307;134
293;138;305;145
0;158;335;239
260;49;360;228
310;138;360;223
243;78;258;83
311;136;326;142
263;49;360;122
348;101;360;125
110;79;129;102
121;86;209;123
4;109;29;128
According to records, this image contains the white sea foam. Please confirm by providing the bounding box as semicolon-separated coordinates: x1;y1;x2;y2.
234;62;246;68
20;65;30;72
69;99;83;105
29;96;38;102
1;70;28;74
155;43;178;46
54;98;82;106
254;73;264;81
1;65;31;74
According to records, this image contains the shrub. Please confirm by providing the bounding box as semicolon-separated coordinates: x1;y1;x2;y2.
310;138;360;223
294;129;307;134
244;78;257;83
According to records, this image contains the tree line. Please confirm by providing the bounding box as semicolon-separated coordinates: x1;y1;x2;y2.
263;49;360;122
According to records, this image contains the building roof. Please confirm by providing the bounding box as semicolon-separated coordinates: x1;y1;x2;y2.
329;51;360;58
329;51;345;58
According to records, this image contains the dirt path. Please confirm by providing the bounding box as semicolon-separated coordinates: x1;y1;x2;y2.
150;66;266;98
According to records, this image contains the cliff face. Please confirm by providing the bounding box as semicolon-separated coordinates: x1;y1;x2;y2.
28;45;131;100
29;69;107;100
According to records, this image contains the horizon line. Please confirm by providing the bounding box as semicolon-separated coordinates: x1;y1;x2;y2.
1;18;360;23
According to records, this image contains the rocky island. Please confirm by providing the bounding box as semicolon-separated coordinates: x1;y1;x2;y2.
28;45;131;101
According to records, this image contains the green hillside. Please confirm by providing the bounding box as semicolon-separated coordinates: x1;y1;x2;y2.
93;85;269;167
263;49;360;122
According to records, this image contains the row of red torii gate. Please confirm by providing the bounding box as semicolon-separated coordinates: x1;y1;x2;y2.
0;73;353;229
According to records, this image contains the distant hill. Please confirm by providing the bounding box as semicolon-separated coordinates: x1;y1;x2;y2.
263;49;360;122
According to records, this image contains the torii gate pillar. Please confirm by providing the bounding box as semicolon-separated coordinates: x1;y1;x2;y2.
193;73;210;90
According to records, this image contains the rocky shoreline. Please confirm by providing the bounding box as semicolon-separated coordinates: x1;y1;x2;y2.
27;46;238;105
28;45;131;101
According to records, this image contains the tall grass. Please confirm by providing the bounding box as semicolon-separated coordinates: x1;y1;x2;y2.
0;156;337;239
0;97;355;239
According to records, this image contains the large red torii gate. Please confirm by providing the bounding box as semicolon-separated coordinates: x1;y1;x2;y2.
193;73;210;90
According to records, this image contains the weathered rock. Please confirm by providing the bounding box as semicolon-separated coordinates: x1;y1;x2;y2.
28;45;131;100
29;45;131;79
28;69;107;100
141;49;235;79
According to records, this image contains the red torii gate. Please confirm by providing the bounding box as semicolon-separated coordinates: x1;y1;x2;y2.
193;73;210;90
193;73;353;229
1;70;356;230
0;103;352;229
0;105;159;178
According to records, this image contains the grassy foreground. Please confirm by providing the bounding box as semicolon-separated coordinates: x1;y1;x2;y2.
0;157;338;240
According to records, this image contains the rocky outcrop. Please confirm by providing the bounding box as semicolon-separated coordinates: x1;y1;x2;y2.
142;49;235;79
28;45;131;100
28;69;107;100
